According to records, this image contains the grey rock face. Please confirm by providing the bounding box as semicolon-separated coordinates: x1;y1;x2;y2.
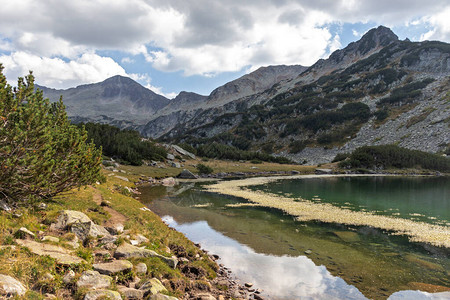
0;274;27;297
71;221;111;242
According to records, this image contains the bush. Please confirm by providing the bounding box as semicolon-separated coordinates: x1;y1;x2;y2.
0;66;103;203
196;164;213;174
340;145;450;172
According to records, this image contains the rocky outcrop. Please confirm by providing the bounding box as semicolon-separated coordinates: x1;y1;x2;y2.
177;169;198;179
0;274;27;297
15;239;85;265
136;278;167;297
54;210;92;230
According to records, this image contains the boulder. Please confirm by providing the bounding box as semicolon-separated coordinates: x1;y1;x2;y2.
171;162;181;168
114;243;178;269
93;260;133;275
172;145;196;159
0;274;27;297
54;210;92;230
105;223;124;235
84;289;122;300
118;286;144;299
161;177;176;187
71;221;111;242
15;239;84;265
167;154;175;160
137;278;167;297
314;168;333;174
76;270;112;290
176;169;198;179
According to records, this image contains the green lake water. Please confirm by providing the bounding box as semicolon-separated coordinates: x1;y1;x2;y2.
139;176;450;300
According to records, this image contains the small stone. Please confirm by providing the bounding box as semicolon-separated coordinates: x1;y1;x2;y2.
42;236;60;243
76;270;112;290
83;289;122;300
118;286;144;299
304;250;312;255
44;293;57;299
114;243;178;269
38;202;48;210
18;227;35;238
63;270;76;284
244;282;253;288
43;272;55;281
115;175;129;182
195;293;216;300
179;257;189;263
150;294;179;300
0;274;27;296
135;262;147;275
0;200;12;212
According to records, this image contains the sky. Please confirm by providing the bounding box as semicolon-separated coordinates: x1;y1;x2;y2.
0;1;449;99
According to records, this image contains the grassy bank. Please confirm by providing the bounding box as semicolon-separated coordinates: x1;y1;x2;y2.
0;168;218;299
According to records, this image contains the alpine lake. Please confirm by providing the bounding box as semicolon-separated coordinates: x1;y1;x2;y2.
138;175;450;300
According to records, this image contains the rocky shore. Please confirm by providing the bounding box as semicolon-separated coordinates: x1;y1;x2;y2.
0;208;260;299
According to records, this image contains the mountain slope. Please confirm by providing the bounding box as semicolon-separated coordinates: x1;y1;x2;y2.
38;75;170;125
157;26;450;164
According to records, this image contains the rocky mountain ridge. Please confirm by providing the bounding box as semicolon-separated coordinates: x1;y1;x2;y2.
39;26;450;164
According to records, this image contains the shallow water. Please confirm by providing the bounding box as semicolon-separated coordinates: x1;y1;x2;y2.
139;176;450;299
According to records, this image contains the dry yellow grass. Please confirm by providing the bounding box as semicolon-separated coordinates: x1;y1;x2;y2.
206;175;450;248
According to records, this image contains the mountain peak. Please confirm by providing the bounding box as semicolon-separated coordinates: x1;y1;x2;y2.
359;26;398;48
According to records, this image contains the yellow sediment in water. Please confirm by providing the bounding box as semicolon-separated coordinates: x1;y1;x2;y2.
205;175;450;248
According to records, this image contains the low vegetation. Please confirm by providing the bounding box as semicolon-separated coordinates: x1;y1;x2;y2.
81;122;167;166
0;66;103;204
339;145;450;172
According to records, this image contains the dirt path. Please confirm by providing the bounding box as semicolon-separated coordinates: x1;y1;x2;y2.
92;192;128;227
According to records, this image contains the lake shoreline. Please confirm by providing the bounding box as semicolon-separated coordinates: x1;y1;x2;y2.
204;174;450;248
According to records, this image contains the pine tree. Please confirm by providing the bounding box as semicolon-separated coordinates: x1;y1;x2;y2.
0;65;103;204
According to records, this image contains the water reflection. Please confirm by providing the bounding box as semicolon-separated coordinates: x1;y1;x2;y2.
163;216;367;300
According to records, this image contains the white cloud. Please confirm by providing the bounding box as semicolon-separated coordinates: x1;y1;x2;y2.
0;52;126;88
129;72;177;99
0;0;449;89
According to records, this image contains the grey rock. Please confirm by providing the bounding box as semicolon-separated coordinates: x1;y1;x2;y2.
42;236;60;243
118;286;144;299
63;270;76;284
84;289;122;300
194;293;216;300
0;274;27;296
172;145;196;159
137;278;167;296
54;210;92;230
0;200;11;212
115;175;129;182
315;168;333;174
15;239;84;265
71;221;112;242
135;263;147;275
18;227;35;238
114;243;178;269
167;154;175;160
171;162;181;168
176;169;198;179
38;202;48;210
76;270;112;290
150;294;179;300
93;260;133;275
